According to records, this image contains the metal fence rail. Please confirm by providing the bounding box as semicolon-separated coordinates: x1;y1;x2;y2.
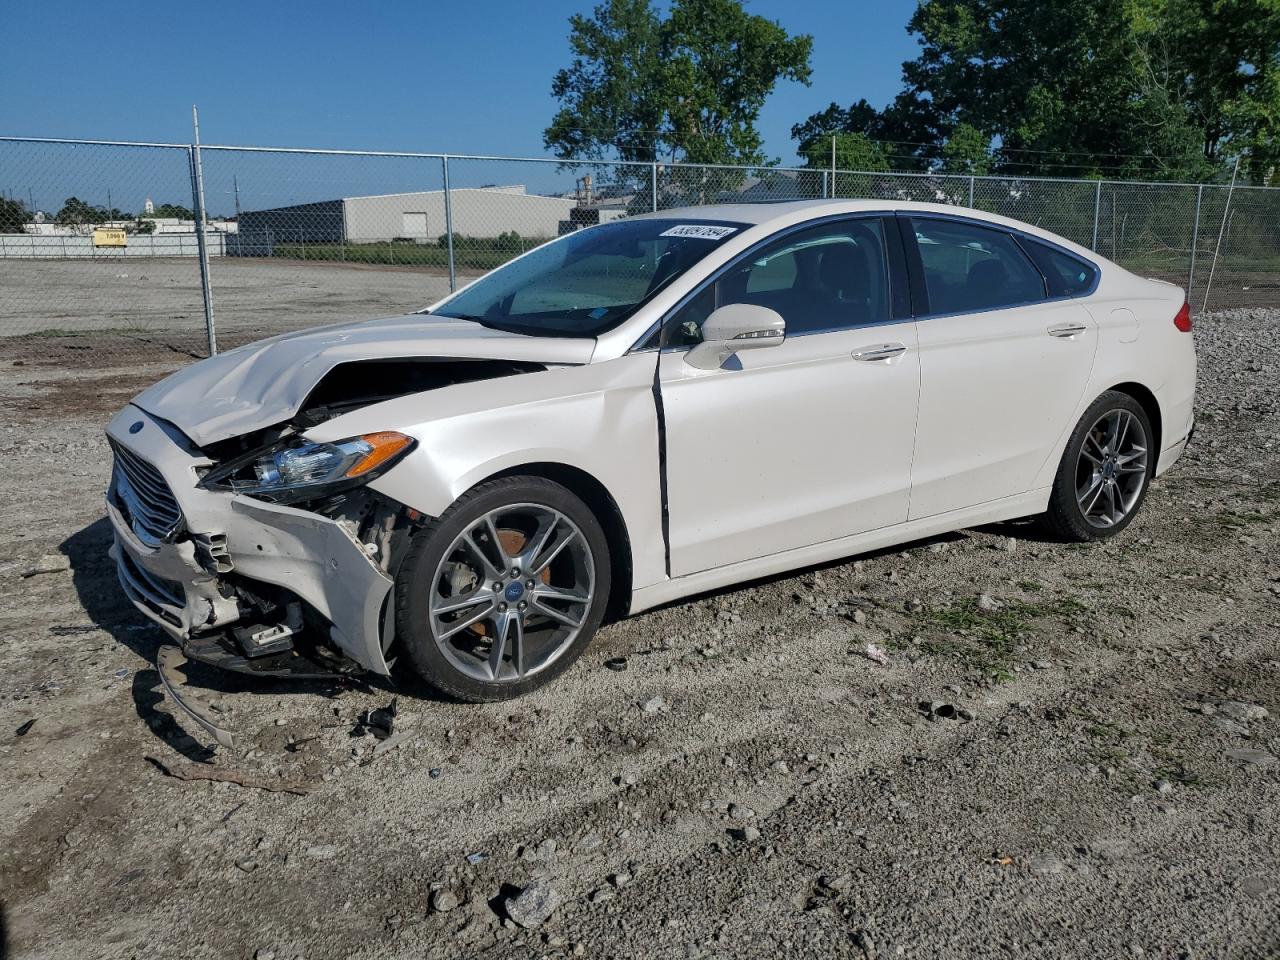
2;134;1278;361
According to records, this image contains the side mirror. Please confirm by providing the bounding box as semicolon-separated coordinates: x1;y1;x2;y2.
684;303;785;370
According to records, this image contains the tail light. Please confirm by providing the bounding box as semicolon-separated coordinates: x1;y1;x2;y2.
1173;302;1192;332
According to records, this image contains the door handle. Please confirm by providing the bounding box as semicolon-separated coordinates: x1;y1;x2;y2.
852;342;907;362
1047;323;1088;339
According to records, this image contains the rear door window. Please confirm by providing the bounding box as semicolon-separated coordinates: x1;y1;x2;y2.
910;218;1047;315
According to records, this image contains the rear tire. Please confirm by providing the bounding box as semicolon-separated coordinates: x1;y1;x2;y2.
394;476;611;702
1040;391;1154;542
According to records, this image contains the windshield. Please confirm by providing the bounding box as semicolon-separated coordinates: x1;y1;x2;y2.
431;217;746;337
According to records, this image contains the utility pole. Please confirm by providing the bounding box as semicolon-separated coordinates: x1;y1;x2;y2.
831;134;837;198
233;175;241;221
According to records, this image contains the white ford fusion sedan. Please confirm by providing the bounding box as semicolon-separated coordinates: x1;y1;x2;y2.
107;199;1195;722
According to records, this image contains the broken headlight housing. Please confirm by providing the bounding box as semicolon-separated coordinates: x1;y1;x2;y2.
199;431;415;504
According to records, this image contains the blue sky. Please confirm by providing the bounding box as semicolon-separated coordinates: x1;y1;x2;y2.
0;0;921;162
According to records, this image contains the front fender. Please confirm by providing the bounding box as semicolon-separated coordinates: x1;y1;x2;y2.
307;354;667;592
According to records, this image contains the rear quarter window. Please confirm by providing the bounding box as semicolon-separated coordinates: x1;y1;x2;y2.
1021;238;1098;297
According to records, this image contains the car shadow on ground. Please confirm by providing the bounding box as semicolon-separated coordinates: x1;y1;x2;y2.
58;518;419;759
974;515;1067;544
640;517;1060;617
59;512;1060;737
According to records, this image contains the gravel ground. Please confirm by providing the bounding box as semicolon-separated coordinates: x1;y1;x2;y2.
0;308;1277;960
0;258;463;354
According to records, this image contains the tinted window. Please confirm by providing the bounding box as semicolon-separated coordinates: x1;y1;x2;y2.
665;218;891;345
911;218;1046;314
434;217;744;337
1022;238;1097;296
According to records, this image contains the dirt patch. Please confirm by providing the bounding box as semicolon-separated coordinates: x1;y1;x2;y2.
0;331;203;370
0;371;169;420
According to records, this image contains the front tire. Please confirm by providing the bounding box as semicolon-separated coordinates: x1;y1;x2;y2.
1040;391;1154;542
395;476;611;701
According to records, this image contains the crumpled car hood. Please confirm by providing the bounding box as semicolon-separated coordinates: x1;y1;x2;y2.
131;314;596;446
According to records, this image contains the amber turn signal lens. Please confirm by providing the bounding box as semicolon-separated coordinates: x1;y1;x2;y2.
344;432;414;478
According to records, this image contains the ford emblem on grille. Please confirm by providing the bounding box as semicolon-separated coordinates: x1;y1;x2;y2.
129;421;144;434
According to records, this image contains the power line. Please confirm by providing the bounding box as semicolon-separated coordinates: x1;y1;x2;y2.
543;120;1225;165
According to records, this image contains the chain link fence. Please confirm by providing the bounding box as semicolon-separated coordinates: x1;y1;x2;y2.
2;135;1278;364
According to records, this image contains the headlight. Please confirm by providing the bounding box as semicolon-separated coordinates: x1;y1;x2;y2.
199;431;415;503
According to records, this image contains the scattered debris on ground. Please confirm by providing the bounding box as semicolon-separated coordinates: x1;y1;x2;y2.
144;756;314;795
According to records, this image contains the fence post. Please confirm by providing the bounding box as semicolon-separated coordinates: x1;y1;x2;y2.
189;108;217;356
1203;157;1241;313
651;162;659;212
967;175;975;207
1091;180;1102;251
1187;184;1203;299
442;155;456;292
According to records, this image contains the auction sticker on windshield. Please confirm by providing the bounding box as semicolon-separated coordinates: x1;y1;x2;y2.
660;224;738;240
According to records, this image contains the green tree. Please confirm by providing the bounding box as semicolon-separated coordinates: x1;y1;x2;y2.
791;99;892;169
1154;0;1280;181
816;133;890;172
545;0;813;165
143;202;195;219
940;122;992;174
789;0;1279;181
791;99;879;151
0;196;29;233
54;197;107;225
891;0;1161;176
861;0;1280;181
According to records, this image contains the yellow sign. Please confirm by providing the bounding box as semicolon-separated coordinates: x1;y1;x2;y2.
93;228;127;247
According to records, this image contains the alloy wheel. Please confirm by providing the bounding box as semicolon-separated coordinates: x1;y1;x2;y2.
427;503;594;683
1075;408;1149;528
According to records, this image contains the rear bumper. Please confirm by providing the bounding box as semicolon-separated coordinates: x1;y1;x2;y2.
105;405;395;675
1156;413;1195;476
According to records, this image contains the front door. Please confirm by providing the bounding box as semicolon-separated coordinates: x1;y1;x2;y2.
658;216;920;577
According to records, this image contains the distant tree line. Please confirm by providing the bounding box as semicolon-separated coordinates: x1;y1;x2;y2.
792;0;1280;183
0;196;198;234
546;0;1280;184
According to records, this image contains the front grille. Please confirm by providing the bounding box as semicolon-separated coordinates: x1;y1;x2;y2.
116;548;185;625
109;441;184;545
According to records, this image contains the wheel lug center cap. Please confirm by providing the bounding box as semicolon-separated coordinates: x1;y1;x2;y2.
504;581;526;602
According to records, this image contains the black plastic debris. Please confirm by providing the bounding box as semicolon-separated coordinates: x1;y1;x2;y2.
16;718;36;737
604;657;629;672
354;698;398;740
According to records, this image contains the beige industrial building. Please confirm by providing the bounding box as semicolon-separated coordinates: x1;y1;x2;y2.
239;185;628;243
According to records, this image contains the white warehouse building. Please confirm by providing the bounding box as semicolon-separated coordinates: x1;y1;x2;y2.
238;185;628;244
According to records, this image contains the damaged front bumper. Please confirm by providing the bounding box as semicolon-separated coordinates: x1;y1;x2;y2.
105;405;397;678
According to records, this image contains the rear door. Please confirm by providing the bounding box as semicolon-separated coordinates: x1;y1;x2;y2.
658;215;920;577
904;215;1099;519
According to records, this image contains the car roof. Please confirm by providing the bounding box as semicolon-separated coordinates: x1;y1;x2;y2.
633;198;1098;260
